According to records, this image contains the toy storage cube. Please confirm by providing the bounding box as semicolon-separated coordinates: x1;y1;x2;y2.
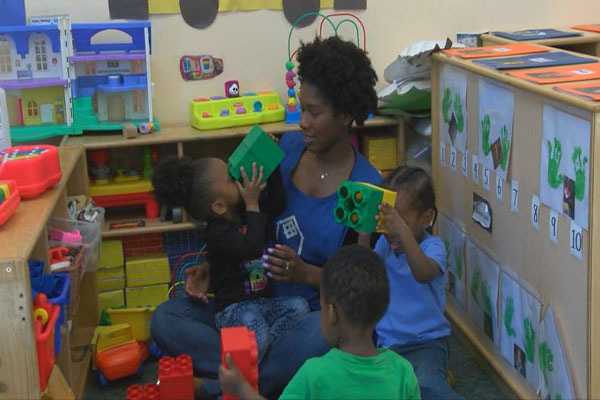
108;307;155;342
221;326;259;400
334;181;397;233
362;135;398;172
228;125;285;181
126;284;168;307
125;253;170;287
98;289;125;313
99;239;124;269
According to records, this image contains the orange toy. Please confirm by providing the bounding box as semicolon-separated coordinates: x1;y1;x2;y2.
220;327;259;400
0;180;20;226
95;324;144;387
33;293;60;392
158;355;194;400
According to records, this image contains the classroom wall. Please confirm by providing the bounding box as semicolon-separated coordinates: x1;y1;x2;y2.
23;0;600;126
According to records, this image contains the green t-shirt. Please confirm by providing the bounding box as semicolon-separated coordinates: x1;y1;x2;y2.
279;348;421;400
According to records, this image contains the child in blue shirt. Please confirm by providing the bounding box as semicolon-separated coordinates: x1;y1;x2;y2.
374;166;462;400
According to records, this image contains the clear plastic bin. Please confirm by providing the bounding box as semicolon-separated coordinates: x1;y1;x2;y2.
48;207;104;272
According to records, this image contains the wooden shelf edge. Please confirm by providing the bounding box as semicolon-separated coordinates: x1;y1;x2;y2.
445;297;539;400
102;220;195;238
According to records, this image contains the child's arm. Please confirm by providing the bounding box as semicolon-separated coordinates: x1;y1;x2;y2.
376;204;441;283
219;354;266;400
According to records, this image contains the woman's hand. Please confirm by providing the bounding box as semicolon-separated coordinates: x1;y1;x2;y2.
262;244;310;284
184;262;210;304
236;163;267;212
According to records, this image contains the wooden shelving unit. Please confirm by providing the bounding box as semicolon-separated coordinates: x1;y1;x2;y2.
61;116;404;239
0;147;97;400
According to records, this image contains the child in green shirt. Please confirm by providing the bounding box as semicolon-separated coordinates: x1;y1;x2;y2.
219;244;421;400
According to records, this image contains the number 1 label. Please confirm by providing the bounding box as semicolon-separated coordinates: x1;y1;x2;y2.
440;142;446;166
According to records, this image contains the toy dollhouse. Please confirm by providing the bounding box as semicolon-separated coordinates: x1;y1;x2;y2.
0;17;158;142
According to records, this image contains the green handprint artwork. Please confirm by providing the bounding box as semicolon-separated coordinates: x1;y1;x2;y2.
453;93;464;133
470;269;481;306
482;282;492;317
504;296;516;338
453;246;462;279
572;146;588;201
547;138;564;189
523;317;536;363
500;125;511;171
539;341;554;386
442;88;452;124
481;115;491;156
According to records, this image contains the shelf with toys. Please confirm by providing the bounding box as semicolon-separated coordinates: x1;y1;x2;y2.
0;145;100;400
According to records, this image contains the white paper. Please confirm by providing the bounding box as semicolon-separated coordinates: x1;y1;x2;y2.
483;168;491;191
500;272;542;391
438;214;467;308
496;176;503;202
440;65;468;151
440;141;446;166
462;150;469;177
539;306;576;400
569;220;583;260
549;210;558;245
540;105;590;230
472;155;479;183
466;239;500;346
511;180;519;213
450;147;457;171
532;195;540;231
0;88;9;151
478;79;514;180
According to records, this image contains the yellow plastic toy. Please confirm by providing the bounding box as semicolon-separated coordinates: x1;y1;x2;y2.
125;253;170;287
107;307;155;342
190;90;285;130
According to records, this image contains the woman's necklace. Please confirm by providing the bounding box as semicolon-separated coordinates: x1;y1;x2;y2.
317;150;354;180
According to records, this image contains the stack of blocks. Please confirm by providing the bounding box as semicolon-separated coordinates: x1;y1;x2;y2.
228;125;285;181
97;239;126;317
361;135;398;174
158;355;194;400
334;181;397;233
125;253;169;307
220;327;259;400
126;383;160;400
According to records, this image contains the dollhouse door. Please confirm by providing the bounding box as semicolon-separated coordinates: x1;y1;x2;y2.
40;103;54;123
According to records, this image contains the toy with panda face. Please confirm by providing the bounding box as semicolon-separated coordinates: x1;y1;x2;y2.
225;80;240;98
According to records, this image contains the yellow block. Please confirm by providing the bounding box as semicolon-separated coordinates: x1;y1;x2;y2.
108;307;155;341
126;284;168;308
89;179;152;197
98;290;125;313
125;253;170;287
97;266;124;281
363;135;398;172
97;277;125;293
99;239;124;269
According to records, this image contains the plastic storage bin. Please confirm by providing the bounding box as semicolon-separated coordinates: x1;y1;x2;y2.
107;307;155;341
47;208;104;272
33;294;60;392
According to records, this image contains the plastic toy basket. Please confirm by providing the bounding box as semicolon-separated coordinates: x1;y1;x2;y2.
51;246;84;320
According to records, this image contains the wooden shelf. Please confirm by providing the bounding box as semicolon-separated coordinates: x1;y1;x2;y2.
61;115;400;149
102;212;195;238
70;327;96;400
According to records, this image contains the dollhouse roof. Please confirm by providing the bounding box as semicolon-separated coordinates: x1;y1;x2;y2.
71;22;151;55
0;24;61;58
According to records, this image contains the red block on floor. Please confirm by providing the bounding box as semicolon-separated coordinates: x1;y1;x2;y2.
126;383;160;400
158;355;194;400
221;327;259;400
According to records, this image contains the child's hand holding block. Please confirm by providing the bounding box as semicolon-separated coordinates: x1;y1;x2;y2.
334;181;397;232
228;125;284;181
220;326;259;400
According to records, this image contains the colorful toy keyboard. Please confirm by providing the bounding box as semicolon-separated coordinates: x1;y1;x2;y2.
190;91;285;130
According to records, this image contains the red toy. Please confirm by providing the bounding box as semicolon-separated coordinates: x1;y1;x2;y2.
0;145;62;199
220;327;259;400
95;324;144;387
0;180;20;226
33;293;60;392
158;355;194;400
127;383;160;400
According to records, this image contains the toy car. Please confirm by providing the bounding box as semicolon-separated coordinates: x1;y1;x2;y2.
95;324;144;387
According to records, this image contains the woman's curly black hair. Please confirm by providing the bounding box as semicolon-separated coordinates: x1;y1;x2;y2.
151;156;215;222
322;244;390;328
296;36;378;126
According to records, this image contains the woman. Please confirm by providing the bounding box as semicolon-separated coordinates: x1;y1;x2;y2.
150;36;380;399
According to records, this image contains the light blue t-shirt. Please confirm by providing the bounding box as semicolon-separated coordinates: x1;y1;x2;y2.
270;133;381;310
375;233;450;347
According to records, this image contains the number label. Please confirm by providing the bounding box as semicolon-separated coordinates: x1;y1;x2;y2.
440;142;446;166
472;155;479;183
570;221;583;260
511;180;519;213
549;210;558;244
531;195;540;230
462;151;468;177
483;168;490;191
450;147;457;171
496;176;503;201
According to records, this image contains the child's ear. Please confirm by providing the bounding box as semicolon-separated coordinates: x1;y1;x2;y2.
420;208;435;228
211;199;227;216
327;303;339;326
338;112;353;128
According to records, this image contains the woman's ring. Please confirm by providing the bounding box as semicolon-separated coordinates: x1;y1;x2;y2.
285;261;290;271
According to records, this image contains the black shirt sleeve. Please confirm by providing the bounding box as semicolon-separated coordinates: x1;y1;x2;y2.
207;212;267;261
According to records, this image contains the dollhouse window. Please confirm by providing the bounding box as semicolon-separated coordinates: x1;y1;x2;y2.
131;59;143;74
133;90;144;113
27;100;38;117
0;39;11;73
84;62;96;75
34;39;48;71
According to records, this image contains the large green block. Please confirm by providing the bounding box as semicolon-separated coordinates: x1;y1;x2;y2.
334;181;397;233
228;125;285;181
